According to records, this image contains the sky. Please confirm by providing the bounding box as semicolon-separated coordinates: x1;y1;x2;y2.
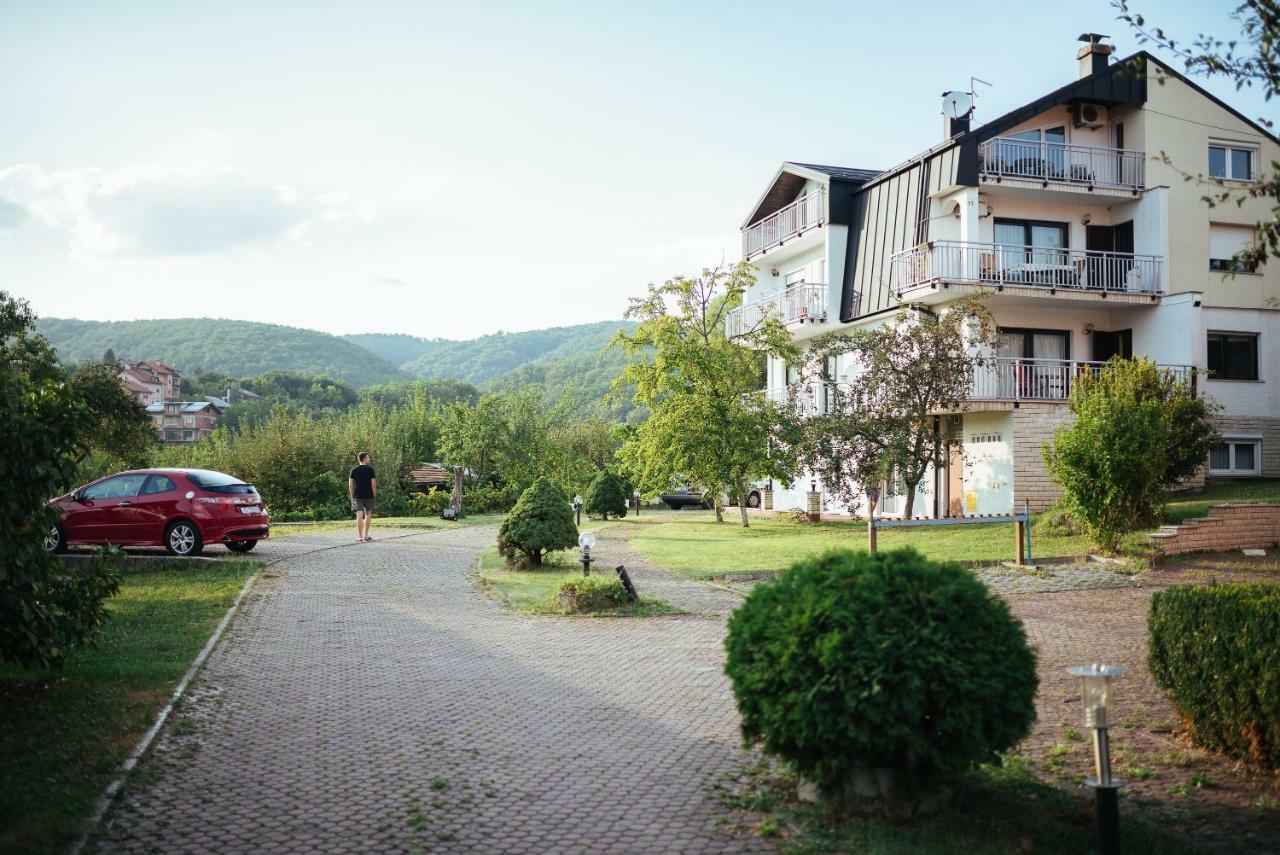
0;0;1270;339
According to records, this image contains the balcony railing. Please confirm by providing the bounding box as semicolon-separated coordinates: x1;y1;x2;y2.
978;137;1145;191
725;283;827;338
970;357;1195;401
892;241;1163;295
741;188;826;258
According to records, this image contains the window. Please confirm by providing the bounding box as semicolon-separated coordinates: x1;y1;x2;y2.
1208;439;1261;475
1207;332;1259;380
82;474;147;500
142;475;177;495
1209;142;1255;181
1208;223;1257;272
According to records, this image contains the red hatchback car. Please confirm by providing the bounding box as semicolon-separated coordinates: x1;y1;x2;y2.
44;468;270;556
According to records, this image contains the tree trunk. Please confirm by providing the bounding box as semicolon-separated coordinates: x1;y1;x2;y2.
903;481;918;519
531;549;542;567
714;497;723;523
738;487;750;528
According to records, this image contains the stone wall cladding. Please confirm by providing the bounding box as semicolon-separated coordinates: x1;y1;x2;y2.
1148;503;1280;556
1211;415;1280;477
1009;404;1074;512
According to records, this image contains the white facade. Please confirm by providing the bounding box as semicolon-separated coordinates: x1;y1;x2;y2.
731;41;1280;516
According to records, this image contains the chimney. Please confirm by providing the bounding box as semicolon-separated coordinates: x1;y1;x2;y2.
1077;33;1114;78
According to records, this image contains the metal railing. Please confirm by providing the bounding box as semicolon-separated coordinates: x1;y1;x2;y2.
741;188;826;258
725;283;828;338
759;382;846;416
978;137;1145;190
970;357;1195;401
892;241;1163;294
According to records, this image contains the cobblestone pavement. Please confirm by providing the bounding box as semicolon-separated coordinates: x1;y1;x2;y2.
90;526;766;854
589;524;743;616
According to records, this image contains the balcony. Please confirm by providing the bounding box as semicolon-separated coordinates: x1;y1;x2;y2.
741;188;826;259
970;358;1195;402
978;137;1144;192
725;283;827;338
892;241;1163;297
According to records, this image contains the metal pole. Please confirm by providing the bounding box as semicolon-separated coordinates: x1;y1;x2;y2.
576;506;581;527
1024;499;1033;565
1090;726;1121;855
580;554;591;577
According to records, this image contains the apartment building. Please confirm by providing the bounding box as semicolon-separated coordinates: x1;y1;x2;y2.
146;399;228;445
730;35;1279;517
119;359;182;405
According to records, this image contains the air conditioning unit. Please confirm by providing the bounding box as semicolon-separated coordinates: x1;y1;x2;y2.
1072;102;1106;129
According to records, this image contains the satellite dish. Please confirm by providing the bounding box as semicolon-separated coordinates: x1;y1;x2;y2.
941;91;973;120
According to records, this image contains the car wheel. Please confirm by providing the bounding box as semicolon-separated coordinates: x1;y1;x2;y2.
165;521;204;557
43;522;67;553
226;540;257;554
747;491;762;509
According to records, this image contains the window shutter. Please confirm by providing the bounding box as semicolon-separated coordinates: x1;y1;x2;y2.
1209;223;1253;260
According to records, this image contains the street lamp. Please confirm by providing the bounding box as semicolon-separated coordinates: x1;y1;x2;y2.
633;489;641;517
572;494;583;527
1067;663;1127;855
578;530;596;577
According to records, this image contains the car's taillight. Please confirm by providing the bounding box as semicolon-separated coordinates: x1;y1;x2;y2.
195;496;257;505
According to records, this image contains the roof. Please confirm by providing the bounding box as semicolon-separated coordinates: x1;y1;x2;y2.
409;464;452;485
788;163;882;183
144;401;224;414
120;377;152;394
743;161;882;228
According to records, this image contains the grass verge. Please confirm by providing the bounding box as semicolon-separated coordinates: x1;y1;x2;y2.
272;513;506;538
716;755;1199;855
474;547;680;616
0;560;259;854
629;480;1280;578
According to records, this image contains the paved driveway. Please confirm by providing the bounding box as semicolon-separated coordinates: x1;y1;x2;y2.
90;526;764;854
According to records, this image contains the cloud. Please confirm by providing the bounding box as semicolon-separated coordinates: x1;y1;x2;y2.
0;196;25;229
0;163;375;256
372;274;411;289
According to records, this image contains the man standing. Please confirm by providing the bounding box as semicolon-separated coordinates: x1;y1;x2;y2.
349;452;377;543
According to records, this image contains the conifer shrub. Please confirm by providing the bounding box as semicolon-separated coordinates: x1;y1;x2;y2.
498;477;578;567
584;470;628;519
724;548;1038;798
1149;583;1280;768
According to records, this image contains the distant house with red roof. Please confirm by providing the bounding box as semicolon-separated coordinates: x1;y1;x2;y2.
118;359;182;405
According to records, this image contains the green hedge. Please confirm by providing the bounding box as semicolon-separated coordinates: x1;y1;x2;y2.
724;548;1038;794
1149;583;1280;768
555;576;630;612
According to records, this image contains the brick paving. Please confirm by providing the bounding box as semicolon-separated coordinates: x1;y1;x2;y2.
89;526;766;854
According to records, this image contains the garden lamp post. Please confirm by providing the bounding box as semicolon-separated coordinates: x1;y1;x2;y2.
572;494;583;527
1067;663;1127;855
634;489;641;516
577;531;596;577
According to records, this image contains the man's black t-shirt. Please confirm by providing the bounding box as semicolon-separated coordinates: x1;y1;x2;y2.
349;464;376;499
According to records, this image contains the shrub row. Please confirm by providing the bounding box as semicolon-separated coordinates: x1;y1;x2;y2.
555;576;631;612
1149;583;1280;768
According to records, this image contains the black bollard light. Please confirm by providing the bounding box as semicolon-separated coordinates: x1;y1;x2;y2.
1068;663;1127;855
572;494;583;527
634;490;641;517
578;531;596;577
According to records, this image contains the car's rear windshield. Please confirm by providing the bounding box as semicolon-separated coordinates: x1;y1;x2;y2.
186;471;256;494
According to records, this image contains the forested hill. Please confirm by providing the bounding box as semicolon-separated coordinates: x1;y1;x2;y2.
345;321;638;386
38;317;406;388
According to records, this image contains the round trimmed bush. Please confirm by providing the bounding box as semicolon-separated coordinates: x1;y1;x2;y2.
1149;582;1280;768
584;470;628;520
724;548;1038;799
498;477;578;567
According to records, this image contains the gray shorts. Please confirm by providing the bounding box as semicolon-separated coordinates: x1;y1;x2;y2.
352;497;375;514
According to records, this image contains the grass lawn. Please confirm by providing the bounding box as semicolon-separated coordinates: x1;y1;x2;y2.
474;547;680;616
719;755;1198;855
0;560;259;854
629;480;1280;578
272;513;506;538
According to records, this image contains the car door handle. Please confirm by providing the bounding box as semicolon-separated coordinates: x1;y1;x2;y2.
116;501;132;506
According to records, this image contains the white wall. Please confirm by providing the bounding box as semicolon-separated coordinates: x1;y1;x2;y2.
1198;306;1280;417
961;411;1014;515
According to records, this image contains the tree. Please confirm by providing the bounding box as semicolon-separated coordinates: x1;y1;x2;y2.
803;299;996;518
1117;1;1280;274
0;291;121;668
69;361;158;477
584;470;628;519
615;263;799;527
498;477;578;567
1044;358;1220;552
102;347;116;363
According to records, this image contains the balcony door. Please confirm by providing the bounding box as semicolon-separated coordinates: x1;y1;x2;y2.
996;126;1067;177
994;219;1069;282
999;328;1071;398
1085;222;1135;290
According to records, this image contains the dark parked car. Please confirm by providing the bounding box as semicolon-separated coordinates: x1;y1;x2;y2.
658;487;711;510
44;468;270;556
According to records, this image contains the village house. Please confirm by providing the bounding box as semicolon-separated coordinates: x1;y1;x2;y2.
732;35;1279;516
